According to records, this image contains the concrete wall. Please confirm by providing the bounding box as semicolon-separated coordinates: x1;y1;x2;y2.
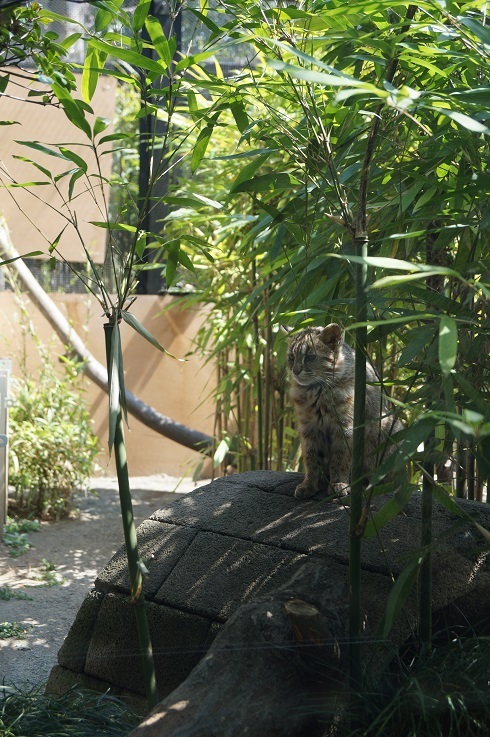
0;291;215;478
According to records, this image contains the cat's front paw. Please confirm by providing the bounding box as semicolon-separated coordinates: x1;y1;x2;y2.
294;481;319;499
331;482;350;497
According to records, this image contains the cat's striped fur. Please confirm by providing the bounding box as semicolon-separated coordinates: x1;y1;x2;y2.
287;323;402;499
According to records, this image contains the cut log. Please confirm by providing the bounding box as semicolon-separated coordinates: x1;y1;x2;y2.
0;218;212;454
128;561;350;737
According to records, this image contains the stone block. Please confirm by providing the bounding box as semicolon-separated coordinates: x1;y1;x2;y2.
85;593;220;698
151;482;306;541
155;530;307;620
58;589;105;673
211;470;304;495
96;519;198;597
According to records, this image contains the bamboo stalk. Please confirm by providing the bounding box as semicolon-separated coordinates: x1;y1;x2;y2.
467;453;475;501
349;234;368;693
104;322;159;711
419;439;434;649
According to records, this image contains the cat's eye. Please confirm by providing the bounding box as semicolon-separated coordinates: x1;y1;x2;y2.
304;352;316;363
287;354;294;365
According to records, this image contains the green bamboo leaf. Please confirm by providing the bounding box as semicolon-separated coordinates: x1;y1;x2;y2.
145;15;171;68
59;147;88;172
459;17;490;45
230;100;249;134
39;7;82;26
174;49;219;72
51;82;92;139
0;251;44;267
95;5;114;32
474;521;490;543
5;181;51;188
61;32;83;51
228;152;272;194
232;172;301;193
164;240;179;286
397;325;436;367
372;272;449;288
135;230;146;259
49;226;68;254
15;141;69;160
90;221;137;232
82;45;103;103
12;156;53;180
332;253;459;276
89;38;167;75
68;168;85;201
164;194;223;209
177;248;195;273
397;417;439;460
214;437;230;466
191;126;213;173
454;373;490;418
432;107;490;134
268;58;377;91
94;117;111;137
378;553;424;640
121;311;184;361
431;483;467;519
438;315;458;377
363;486;414;539
133;0;151;31
476;436;490;481
413;186;438;212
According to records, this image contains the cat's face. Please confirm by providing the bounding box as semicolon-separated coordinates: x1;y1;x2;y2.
286;324;343;387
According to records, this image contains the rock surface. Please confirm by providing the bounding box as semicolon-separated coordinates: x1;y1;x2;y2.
46;471;490;716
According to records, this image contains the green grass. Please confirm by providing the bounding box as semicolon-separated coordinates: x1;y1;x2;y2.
0;687;141;737
351;635;490;737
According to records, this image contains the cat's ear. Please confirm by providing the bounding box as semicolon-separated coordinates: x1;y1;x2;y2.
319;323;343;350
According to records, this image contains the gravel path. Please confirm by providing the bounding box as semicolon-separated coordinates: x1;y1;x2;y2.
0;476;206;691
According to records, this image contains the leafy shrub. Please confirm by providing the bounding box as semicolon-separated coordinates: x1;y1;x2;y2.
8;351;99;519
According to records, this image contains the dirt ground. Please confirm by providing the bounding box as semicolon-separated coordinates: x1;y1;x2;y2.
0;475;206;691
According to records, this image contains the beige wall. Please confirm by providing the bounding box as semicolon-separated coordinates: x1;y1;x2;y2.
0;291;215;478
0;72;115;264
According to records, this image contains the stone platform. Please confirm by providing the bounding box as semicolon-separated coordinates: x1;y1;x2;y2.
46;471;490;708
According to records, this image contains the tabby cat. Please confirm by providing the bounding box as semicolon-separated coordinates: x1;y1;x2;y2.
286;323;402;499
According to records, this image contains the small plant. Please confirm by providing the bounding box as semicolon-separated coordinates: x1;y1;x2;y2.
33;558;64;587
0;586;32;601
0;622;30;639
8;347;100;519
0;686;141;736
2;517;39;557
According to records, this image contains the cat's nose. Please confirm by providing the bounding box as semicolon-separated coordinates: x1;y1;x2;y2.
292;365;302;376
